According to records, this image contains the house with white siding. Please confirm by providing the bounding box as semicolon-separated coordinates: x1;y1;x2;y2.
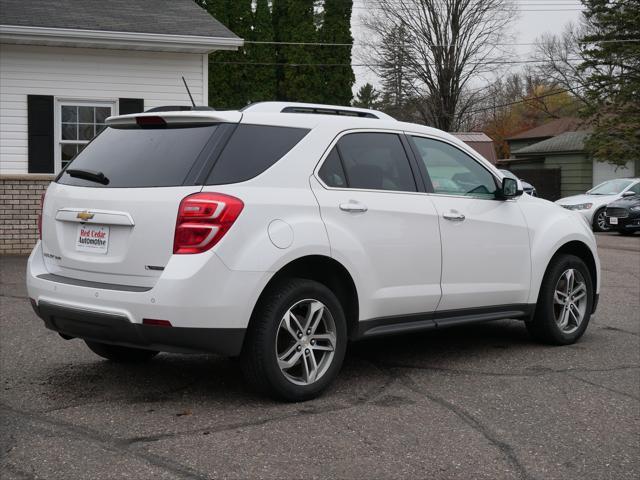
0;0;242;254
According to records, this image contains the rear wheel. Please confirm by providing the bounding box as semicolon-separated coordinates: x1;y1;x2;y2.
526;254;594;345
241;278;347;401
592;208;609;232
85;341;158;362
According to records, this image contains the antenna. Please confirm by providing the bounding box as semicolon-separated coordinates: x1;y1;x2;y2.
182;76;196;108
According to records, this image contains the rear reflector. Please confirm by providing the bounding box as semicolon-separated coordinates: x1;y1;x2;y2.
142;319;172;327
173;192;244;254
37;191;46;240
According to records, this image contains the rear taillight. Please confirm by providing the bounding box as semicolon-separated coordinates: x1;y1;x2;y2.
37;191;46;240
173;192;244;254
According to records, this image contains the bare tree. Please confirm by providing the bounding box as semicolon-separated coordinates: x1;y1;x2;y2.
533;23;592;106
362;0;516;131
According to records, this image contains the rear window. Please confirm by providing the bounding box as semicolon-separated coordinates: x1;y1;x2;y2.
206;124;309;185
57;126;219;188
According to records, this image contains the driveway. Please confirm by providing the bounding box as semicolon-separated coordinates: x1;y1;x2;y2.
1;233;638;480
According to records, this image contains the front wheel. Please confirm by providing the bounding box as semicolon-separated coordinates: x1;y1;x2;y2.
526;254;594;345
592;208;610;232
241;278;347;401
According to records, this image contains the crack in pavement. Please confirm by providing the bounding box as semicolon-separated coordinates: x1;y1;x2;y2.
598;325;640;337
393;370;536;480
125;375;396;445
563;372;640;402
0;403;210;480
1;374;395;479
365;361;639;379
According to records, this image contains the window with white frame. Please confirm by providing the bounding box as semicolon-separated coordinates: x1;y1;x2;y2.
58;101;114;171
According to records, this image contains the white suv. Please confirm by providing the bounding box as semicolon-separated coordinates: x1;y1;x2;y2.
27;102;600;401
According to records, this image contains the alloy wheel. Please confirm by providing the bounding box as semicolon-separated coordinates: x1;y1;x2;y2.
596;211;609;231
553;268;588;334
275;299;337;386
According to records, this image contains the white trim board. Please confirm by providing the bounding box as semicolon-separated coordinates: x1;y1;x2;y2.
0;24;243;53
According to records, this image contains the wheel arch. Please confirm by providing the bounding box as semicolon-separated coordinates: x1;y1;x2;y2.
537;240;598;310
248;255;360;340
551;241;598;290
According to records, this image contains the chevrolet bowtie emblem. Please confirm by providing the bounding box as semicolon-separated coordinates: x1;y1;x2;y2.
77;211;95;221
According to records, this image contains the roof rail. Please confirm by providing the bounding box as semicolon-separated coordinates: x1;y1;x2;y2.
146;105;216;112
241;102;395;120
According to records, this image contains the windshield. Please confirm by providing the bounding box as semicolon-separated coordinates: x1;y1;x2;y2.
588;178;634;195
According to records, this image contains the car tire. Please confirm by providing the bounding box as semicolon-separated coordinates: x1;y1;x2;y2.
85;341;159;362
241;278;347;402
526;254;594;345
592;208;609;232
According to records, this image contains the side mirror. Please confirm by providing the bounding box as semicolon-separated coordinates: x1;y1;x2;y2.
622;191;635;197
499;177;522;200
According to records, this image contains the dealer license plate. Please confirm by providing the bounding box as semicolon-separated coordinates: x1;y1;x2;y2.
609;217;618;225
76;224;109;254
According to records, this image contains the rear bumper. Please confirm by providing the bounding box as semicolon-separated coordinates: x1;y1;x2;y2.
27;242;270;356
32;300;245;356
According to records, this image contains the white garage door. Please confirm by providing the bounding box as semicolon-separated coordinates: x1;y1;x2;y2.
593;160;636;187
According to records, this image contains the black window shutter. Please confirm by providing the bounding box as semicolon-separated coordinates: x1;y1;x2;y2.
27;95;54;173
119;98;144;115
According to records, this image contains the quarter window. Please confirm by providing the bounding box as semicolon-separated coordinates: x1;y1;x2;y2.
318;147;347;188
206;124;309;185
411;136;497;198
58;102;114;171
327;132;416;192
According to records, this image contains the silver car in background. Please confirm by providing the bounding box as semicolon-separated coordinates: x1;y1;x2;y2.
556;178;640;232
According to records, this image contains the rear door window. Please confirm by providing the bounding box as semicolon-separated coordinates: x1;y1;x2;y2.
57;126;219;188
206;124;309;185
332;132;417;192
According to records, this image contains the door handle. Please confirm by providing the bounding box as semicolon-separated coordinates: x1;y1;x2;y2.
339;202;368;213
443;212;465;221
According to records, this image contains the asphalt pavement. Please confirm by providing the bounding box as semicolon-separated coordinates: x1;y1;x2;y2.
1;233;638;480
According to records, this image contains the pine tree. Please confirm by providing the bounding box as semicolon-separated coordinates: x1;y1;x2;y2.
205;0;252;109
580;0;640;165
274;0;323;102
352;83;380;109
205;0;233;108
272;0;289;99
318;0;355;105
246;0;277;103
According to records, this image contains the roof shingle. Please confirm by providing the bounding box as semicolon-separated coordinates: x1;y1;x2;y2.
450;132;498;163
506;117;585;141
0;0;239;39
513;131;590;155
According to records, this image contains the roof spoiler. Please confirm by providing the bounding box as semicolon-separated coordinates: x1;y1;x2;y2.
105;111;242;128
146;105;216;112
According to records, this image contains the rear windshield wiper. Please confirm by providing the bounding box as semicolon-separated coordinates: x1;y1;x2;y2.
65;169;110;185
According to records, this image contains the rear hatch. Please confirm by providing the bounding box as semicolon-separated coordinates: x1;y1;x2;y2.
40;111;241;288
